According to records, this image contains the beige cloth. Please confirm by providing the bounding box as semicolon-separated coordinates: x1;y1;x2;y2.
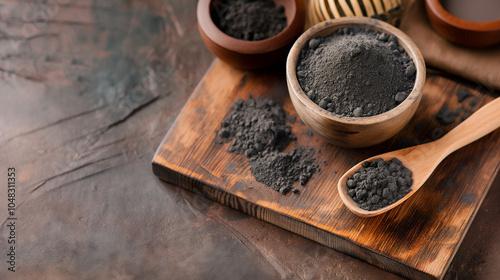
400;0;500;90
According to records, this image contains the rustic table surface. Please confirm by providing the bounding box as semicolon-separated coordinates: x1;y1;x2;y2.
1;0;499;279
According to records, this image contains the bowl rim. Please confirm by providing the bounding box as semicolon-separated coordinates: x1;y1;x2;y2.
197;0;305;55
426;0;500;32
286;17;426;126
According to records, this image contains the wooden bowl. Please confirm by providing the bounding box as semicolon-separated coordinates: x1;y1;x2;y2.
197;0;306;70
425;0;500;48
286;17;425;148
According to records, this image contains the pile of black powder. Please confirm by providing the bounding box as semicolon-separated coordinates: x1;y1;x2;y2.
211;0;288;41
346;158;412;211
250;148;317;193
435;88;477;126
296;28;416;117
436;106;461;125
217;97;318;194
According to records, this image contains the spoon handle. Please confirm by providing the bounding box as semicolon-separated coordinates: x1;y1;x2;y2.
436;98;500;155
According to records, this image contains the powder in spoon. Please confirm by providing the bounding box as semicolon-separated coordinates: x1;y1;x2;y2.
296;27;416;117
346;158;412;211
211;0;288;41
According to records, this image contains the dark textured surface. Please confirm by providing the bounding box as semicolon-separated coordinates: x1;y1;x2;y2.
0;0;498;279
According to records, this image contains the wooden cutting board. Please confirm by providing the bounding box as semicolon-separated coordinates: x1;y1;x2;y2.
152;60;500;280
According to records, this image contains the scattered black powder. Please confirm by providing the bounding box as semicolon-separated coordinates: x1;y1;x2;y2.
296;28;415;117
469;97;478;108
249;148;317;194
305;129;314;137
346;158;412;211
435;88;480;125
218;97;318;194
392;138;417;150
431;127;445;140
218;97;295;156
445;178;453;189
211;0;287;41
436;106;461;125
457;88;473;103
460;193;475;204
414;123;427;133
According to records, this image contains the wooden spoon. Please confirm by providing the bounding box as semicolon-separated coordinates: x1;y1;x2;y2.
338;98;500;217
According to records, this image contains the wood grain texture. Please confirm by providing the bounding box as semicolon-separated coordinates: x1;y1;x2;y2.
153;59;500;280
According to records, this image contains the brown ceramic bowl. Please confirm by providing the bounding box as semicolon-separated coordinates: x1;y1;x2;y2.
286;17;425;148
197;0;306;70
426;0;500;47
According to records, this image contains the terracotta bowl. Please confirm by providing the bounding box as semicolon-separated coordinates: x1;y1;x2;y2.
286;17;425;148
425;0;500;48
197;0;306;70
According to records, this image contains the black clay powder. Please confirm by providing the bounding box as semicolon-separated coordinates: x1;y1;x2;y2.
211;0;287;41
297;28;416;117
217;96;318;195
346;158;412;211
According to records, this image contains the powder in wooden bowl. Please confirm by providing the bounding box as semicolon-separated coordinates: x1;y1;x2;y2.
211;0;288;41
296;28;416;117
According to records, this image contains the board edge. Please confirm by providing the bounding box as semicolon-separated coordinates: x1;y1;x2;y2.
151;159;439;280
